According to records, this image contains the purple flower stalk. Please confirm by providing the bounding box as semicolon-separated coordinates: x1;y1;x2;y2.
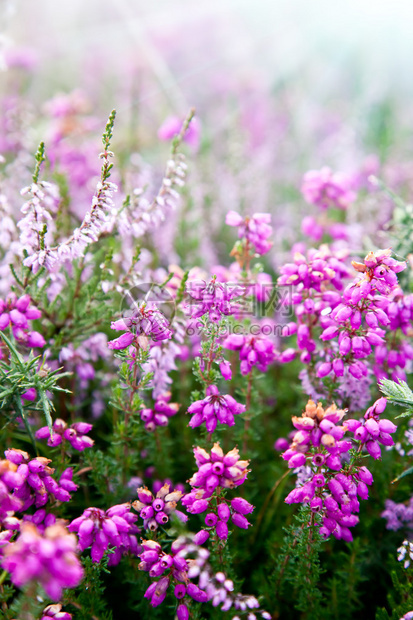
317;249;405;382
182;443;253;538
283;398;397;541
139;535;210;609
1;522;83;601
24;141;119;272
68;503;139;565
187;385;246;432
17;181;59;262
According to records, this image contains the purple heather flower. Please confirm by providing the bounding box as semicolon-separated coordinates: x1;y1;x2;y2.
223;333;277;375
139;535;210;609
1;522;83;601
182;443;253;536
139;392;179;431
225;211;273;255
219;359;232;380
187;443;250;494
24;158;119;271
381;498;413;531
0;293;45;348
282;398;390;540
185;276;244;323
301;167;357;210
278;246;351;294
35;419;94;451
108;302;172;350
132;483;187;531
18;181;59;262
0;457;25;526
22;508;57;534
68;503;139;565
177;603;189;620
58;334;109;386
274;437;290;452
41;604;72;620
187;385;246;433
301;215;323;242
4;450;77;510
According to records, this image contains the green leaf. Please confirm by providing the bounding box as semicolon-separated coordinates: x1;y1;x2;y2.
13;396;37;455
39;389;54;437
392;466;413;483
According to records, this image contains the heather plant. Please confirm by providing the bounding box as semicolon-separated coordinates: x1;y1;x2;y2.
1;84;413;620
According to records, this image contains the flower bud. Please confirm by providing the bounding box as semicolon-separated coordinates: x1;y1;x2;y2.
231;497;254;515
216;520;228;540
217;503;230;522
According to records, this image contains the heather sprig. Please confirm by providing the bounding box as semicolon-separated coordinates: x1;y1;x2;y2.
182;443;252;546
118;110;194;241
281;398;397;543
23;110;118;272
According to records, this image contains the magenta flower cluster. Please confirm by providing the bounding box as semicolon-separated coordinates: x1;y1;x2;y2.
223;332;277;375
318;249;406;381
68;503;139;565
0;293;45;348
301;166;356;210
4;449;77;511
108;302;172;350
0;458;26;528
1;522;83;600
139;391;179;431
139;536;209;614
35;419;94;451
225;211;272;255
182;443;252;541
185;276;244;323
187;385;246;432
278;245;409;409
132;483;187;531
283;398;397;541
382;497;413;531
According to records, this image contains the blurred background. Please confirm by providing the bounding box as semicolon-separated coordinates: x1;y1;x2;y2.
2;0;413;267
3;0;413;103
